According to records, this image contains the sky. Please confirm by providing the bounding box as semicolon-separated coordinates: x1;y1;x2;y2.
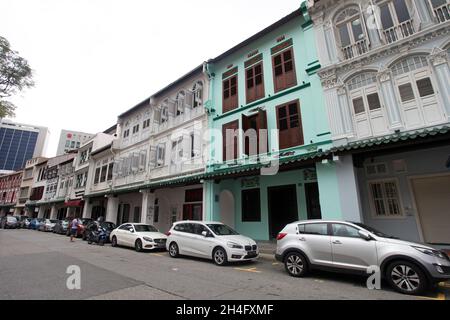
1;0;301;157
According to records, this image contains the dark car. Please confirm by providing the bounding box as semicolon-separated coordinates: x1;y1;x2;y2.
54;220;70;235
83;221;116;242
14;216;30;229
29;218;44;230
0;216;19;229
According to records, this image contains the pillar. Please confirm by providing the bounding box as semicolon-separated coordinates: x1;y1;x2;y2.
204;180;221;221
37;206;45;219
50;205;57;220
140;190;155;224
106;195;119;225
316;155;362;222
378;69;403;130
429;49;450;120
82;200;93;219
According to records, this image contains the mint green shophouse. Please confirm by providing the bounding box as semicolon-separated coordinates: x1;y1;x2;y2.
203;4;362;241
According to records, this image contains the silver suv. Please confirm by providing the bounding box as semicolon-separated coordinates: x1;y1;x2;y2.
275;220;450;295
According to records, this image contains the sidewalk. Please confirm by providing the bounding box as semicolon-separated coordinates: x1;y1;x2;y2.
257;241;276;255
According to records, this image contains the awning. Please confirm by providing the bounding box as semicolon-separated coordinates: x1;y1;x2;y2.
64;200;84;207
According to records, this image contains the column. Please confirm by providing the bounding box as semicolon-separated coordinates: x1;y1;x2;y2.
337;86;354;135
37;206;45;219
140;190;155;224
429;49;450;119
105;195;119;225
378;69;403;129
203;180;221;221
316;155;363;222
323;84;346;138
82;200;93;219
50;205;57;220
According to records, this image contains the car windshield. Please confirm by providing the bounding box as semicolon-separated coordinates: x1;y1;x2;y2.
134;225;158;232
353;223;396;238
207;224;239;236
101;222;116;230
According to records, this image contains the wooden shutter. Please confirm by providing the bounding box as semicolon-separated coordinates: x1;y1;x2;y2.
272;48;297;93
153;108;161;125
242;114;251;156
223;75;238;113
148;147;157;168
257;110;268;154
277;101;303;150
167;100;176;116
222;120;239;161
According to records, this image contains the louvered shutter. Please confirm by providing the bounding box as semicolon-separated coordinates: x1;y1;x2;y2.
193;130;202;158
148;146;157;168
185;90;194;109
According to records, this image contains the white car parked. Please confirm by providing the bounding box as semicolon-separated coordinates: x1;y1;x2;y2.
110;223;167;252
166;221;259;266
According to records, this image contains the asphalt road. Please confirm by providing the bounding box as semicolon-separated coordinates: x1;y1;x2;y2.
0;229;448;300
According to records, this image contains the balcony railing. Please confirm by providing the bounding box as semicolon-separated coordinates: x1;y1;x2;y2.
433;3;450;23
383;19;415;44
341;38;369;60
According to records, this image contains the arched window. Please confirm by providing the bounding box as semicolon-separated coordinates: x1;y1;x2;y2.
335;6;368;60
429;0;450;23
375;0;414;43
346;72;388;138
390;54;445;128
193;81;203;108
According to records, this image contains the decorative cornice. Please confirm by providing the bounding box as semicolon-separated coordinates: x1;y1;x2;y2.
428;47;449;66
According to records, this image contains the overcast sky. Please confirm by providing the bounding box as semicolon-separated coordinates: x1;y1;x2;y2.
2;0;300;157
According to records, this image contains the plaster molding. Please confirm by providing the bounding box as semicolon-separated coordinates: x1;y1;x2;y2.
428;47;449;66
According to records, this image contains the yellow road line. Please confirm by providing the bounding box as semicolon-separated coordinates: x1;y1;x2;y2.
272;262;279;266
150;253;164;257
234;267;261;273
417;293;445;301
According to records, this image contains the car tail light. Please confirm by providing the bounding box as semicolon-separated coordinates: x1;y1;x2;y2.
166;231;171;236
276;233;287;241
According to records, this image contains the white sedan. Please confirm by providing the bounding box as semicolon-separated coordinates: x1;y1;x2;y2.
110;223;167;252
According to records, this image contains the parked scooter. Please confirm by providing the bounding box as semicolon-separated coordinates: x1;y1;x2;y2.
87;226;107;246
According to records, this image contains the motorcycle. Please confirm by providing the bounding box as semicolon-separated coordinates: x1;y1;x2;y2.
87;227;107;246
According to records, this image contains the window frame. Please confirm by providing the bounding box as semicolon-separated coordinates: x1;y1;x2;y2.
272;47;297;93
245;62;265;104
276;100;304;150
367;178;404;219
222;120;240;162
222;74;239;113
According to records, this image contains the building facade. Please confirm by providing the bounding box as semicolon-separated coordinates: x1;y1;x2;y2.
308;0;450;245
56;129;94;156
0;171;23;216
202;5;361;241
0;119;49;173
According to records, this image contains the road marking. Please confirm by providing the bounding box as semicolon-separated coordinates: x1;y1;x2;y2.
439;282;450;289
234;267;261;273
417;293;445;301
272;262;279;266
150;253;164;257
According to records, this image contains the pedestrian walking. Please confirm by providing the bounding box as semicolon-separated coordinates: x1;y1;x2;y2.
70;216;79;242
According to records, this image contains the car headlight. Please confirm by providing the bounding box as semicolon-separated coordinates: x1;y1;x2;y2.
227;242;243;249
412;246;447;259
143;237;153;243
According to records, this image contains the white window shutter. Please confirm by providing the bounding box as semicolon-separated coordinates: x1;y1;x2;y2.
182;134;191;159
157;143;166;166
132;153;139;172
148;147;157;168
185;90;194;109
193;131;202;158
153;108;161;125
139;150;147;170
167;100;176;117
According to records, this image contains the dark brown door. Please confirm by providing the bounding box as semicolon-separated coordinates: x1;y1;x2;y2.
305;182;322;220
268;185;298;239
242;110;268;156
222;120;239;161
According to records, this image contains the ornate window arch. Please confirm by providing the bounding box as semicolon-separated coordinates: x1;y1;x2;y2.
389;54;445;129
334;5;368;60
345;71;389;138
374;0;415;43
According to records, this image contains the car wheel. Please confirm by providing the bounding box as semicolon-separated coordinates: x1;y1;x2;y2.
111;236;118;247
135;239;143;252
213;247;228;266
169;242;179;258
386;260;427;295
284;252;308;277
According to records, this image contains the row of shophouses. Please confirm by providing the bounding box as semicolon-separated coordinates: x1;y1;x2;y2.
1;0;450;246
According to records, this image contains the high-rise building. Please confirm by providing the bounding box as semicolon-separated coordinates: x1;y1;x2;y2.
0;119;49;173
56;130;94;155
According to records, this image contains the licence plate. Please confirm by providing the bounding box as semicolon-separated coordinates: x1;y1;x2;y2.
247;251;257;258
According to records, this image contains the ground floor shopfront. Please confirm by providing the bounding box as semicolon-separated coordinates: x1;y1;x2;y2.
355;144;450;246
96;184;205;233
204;156;362;241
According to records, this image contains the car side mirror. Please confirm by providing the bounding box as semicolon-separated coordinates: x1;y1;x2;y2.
129;228;134;233
201;231;208;237
358;230;372;241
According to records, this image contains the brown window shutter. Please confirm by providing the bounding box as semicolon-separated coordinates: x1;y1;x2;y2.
222;120;239;161
277;100;303;150
272;48;297;93
257;110;268;154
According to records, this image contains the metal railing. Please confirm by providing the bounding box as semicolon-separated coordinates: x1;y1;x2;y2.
433;3;450;23
383;19;415;44
341;38;369;60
